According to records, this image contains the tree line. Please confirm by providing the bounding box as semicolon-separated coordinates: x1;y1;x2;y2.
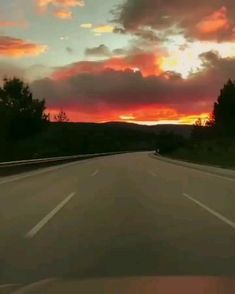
0;77;156;161
1;76;234;161
155;79;235;159
0;78;72;160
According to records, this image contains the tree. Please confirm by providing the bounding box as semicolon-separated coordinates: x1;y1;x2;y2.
212;79;235;136
54;110;69;122
0;77;47;142
155;131;186;154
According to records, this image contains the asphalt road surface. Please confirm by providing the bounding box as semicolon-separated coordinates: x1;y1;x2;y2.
0;152;235;285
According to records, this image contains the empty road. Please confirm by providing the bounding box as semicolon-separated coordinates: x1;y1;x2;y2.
0;152;235;285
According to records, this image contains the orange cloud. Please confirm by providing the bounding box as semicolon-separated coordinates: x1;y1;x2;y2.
53;53;162;80
37;0;84;9
196;6;229;34
0;20;29;28
114;108;210;125
0;36;48;58
92;25;114;33
179;113;210;124
80;23;92;28
54;9;72;19
37;0;84;19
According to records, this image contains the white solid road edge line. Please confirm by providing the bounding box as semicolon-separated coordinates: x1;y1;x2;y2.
25;192;76;239
183;193;235;230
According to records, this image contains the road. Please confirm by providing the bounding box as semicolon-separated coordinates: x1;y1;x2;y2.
0;152;235;285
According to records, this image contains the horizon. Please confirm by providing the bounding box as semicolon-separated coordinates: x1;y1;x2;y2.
1;0;235;124
48;119;194;126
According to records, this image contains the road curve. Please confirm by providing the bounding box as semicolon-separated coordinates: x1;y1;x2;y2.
0;152;235;285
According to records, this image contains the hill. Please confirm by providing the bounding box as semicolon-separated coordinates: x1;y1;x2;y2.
102;122;193;138
4;122;193;161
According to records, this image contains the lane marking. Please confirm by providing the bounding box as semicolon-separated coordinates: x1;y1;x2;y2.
25;192;76;239
91;169;99;177
148;170;158;177
183;193;235;230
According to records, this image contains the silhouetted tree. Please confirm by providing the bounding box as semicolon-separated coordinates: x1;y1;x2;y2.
191;117;210;141
212;79;235;136
155;131;186;154
54;110;69;122
0;77;47;142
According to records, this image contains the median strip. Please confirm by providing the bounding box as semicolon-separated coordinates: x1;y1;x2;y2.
25;192;76;239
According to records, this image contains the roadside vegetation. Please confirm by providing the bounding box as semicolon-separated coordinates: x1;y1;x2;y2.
3;76;233;167
0;78;156;162
156;79;235;168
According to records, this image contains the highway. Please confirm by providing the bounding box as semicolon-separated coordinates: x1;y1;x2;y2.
0;152;235;285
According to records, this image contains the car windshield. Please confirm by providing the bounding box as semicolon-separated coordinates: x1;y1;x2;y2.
0;0;235;293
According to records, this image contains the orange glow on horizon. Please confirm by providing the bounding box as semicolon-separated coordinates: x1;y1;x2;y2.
48;107;209;126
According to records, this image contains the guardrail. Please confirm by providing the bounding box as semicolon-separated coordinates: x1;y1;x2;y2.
0;152;125;176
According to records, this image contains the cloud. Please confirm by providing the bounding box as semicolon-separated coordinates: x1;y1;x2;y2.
37;0;85;9
31;68;212;122
52;50;162;79
80;23;92;28
112;0;235;41
85;44;112;57
80;23;114;35
0;36;48;58
66;46;73;54
0;62;52;83
30;50;235;124
54;9;72;19
112;48;127;56
37;0;84;19
196;7;229;35
0;20;29;28
0;62;25;81
92;25;114;33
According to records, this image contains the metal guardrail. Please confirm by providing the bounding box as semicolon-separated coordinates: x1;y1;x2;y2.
0;152;129;178
0;152;123;168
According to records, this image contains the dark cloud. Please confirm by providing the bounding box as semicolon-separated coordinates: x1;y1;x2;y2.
134;28;160;42
112;0;235;41
0;62;24;81
66;47;73;54
31;52;235;116
200;51;235;78
85;44;153;59
85;44;112;57
0;62;51;84
112;48;126;56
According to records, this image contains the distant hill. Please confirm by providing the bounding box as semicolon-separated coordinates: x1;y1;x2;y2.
99;122;193;138
7;121;193;161
54;121;193;137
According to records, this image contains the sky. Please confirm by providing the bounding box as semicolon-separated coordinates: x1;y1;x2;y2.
1;0;235;124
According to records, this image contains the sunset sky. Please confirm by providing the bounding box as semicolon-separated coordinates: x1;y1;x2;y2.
1;0;235;124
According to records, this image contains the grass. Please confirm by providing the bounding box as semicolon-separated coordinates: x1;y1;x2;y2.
169;140;235;169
